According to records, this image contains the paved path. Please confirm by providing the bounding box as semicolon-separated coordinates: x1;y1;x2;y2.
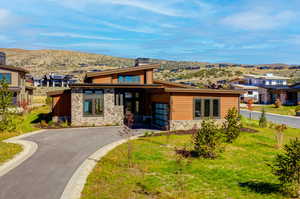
240;110;300;129
0;127;135;199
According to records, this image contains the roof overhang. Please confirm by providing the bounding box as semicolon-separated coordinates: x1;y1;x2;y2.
153;79;194;88
69;83;164;89
47;89;71;97
164;88;244;95
85;64;159;78
0;65;29;73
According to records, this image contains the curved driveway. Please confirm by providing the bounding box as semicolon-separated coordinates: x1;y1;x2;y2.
0;127;129;199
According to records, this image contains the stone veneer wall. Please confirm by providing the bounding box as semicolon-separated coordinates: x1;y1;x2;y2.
71;88;124;126
170;119;225;131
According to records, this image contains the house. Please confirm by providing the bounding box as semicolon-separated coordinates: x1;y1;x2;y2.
258;83;300;105
244;73;289;86
0;64;34;106
47;64;242;130
31;73;78;87
231;84;259;103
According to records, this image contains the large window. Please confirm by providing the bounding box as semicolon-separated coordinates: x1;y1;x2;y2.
153;103;169;129
0;73;11;84
194;98;220;119
118;75;141;83
83;90;104;116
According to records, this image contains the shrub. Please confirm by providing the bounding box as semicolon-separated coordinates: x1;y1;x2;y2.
259;108;268;128
193;120;222;159
274;124;287;149
0;79;16;132
60;121;69;128
295;106;300;112
274;99;282;108
222;107;242;143
40;120;48;128
45;97;52;106
271;138;300;196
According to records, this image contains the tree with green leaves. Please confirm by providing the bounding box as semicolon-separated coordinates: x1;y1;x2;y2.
272;138;300;196
0;78;15;132
259;108;268;128
193;119;222;159
222;107;242;143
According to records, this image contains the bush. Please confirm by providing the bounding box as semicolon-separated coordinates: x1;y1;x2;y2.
271;138;300;196
295;106;300;112
193;120;222;159
45;97;52;106
274;99;282;108
222;107;242;143
40;120;48;128
259;108;268;128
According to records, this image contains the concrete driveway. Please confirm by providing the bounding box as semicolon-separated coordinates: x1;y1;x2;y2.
240;110;300;129
0;127;134;199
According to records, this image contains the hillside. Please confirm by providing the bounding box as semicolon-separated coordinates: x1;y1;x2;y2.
0;48;299;86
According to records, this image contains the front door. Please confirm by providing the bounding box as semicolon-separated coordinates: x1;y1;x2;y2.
152;103;169;130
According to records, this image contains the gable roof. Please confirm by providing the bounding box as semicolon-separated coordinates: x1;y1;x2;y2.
0;65;29;73
85;64;159;78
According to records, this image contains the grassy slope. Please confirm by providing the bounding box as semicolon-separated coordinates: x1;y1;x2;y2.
0;106;50;165
81;120;300;199
243;105;298;116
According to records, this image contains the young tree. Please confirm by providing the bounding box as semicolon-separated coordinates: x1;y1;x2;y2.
259;108;268;128
247;99;254;120
274;98;282;108
222;107;242;143
272;138;300;196
0;78;15;132
193;120;222;159
274;124;287;149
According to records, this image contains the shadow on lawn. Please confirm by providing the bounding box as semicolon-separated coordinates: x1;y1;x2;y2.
31;113;52;124
239;181;280;194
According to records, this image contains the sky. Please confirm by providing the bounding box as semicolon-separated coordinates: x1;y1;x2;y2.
1;0;300;64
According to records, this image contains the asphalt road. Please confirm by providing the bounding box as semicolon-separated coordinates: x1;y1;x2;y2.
240;110;300;129
0;127;132;199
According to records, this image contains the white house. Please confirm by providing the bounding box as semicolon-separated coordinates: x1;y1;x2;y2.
244;73;289;86
231;84;259;103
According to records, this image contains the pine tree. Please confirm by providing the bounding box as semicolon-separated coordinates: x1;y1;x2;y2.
259;108;268;128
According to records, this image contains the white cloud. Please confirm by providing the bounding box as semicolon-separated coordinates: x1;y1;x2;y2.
100;21;155;33
40;32;120;40
0;9;13;27
50;0;187;17
221;9;296;31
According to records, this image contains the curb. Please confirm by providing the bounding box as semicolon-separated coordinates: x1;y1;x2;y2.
60;135;140;199
0;130;45;177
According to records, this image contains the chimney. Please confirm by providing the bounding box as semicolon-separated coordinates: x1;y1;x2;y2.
0;52;6;65
135;58;151;67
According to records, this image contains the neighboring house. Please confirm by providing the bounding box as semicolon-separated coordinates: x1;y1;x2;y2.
0;65;34;106
48;64;242;130
30;73;78;87
244;73;289;86
231;84;259;103
258;83;300;105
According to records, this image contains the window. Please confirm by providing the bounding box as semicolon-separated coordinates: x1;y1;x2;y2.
248;91;253;95
118;75;141;83
83;90;104;116
194;98;220;119
0;73;11;84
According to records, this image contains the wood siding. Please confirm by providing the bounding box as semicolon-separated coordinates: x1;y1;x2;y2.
170;93;240;120
52;93;71;117
0;68;19;87
89;69;153;84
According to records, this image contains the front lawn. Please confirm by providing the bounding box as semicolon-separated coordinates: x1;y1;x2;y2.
0;105;50;165
243;105;298;116
81;121;300;199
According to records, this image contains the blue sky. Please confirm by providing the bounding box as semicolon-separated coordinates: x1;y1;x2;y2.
1;0;300;64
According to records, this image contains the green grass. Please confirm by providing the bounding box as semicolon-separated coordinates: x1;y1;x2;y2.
0;105;50;165
243;105;298;116
81;121;300;199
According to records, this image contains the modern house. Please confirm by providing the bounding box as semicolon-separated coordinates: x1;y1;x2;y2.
258;83;300;105
48;64;243;130
231;84;259;103
244;73;289;86
31;73;78;87
0;65;34;106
